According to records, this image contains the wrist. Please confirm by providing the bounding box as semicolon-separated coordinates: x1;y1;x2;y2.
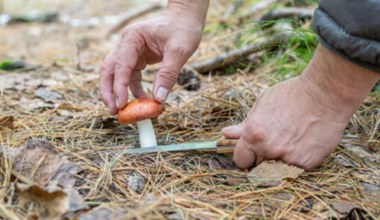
166;0;209;29
300;45;380;117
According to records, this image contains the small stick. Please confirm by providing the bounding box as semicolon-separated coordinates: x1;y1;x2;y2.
261;7;314;21
107;2;162;36
221;0;244;22
188;32;289;74
238;0;288;21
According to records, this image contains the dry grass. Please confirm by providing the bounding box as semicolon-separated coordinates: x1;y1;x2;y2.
0;0;379;219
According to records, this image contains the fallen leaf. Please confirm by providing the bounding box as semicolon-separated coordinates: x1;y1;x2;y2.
18;183;69;219
208;158;223;170
0;116;15;140
334;154;359;168
0;73;30;91
361;182;380;201
126;175;146;193
225;174;249;186
331;201;360;215
0;115;14;130
208;155;238;170
78;206;125;220
4;139;81;187
167;212;183;220
177;69;201;91
17;183;88;219
18;97;53;111
52;162;83;188
247;160;304;187
35;88;63;102
65;188;89;213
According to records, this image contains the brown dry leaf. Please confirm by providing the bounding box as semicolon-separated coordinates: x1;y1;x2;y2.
10;139;81;187
18;97;54;111
52;163;83;188
35;88;63;102
126;175;146;193
18;183;69;219
0;115;14;130
65;189;89;214
334;154;359;168
225;174;249;186
331;201;360;215
0;116;15;140
361;182;380;201
78;206;126;220
208;155;238;170
248;160;304;187
17;183;88;219
13;140;65;186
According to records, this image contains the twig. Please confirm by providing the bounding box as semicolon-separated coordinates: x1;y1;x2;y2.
188;32;289;74
238;0;289;21
261;7;314;21
221;0;244;22
107;2;162;36
76;44;82;71
0;0;3;14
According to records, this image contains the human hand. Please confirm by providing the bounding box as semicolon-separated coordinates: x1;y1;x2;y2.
100;1;209;115
222;45;380;170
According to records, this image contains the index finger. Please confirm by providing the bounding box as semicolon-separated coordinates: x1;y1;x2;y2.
113;30;145;109
100;51;118;115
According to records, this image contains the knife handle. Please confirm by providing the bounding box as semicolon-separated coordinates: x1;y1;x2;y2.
215;138;238;153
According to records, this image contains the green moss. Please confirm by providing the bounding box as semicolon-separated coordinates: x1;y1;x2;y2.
0;59;27;71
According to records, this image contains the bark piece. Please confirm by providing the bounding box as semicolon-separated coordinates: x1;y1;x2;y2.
248;160;304;187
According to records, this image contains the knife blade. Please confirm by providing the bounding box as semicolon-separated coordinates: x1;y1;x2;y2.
118;139;237;155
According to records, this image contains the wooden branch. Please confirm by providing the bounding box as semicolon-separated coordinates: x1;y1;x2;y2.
238;0;289;21
107;2;162;36
261;7;314;21
188;32;290;74
221;0;244;22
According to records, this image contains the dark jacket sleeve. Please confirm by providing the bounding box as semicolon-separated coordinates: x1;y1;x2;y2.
313;0;380;73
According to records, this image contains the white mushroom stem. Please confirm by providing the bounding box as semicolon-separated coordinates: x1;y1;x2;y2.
137;119;158;148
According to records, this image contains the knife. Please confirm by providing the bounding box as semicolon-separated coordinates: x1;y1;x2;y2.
118;138;238;155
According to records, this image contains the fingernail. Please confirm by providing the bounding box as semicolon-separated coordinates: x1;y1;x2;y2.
222;125;238;132
156;87;168;101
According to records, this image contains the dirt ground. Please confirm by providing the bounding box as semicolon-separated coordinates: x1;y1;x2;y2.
0;0;379;219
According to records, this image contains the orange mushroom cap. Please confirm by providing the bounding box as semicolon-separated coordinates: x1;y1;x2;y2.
118;98;165;124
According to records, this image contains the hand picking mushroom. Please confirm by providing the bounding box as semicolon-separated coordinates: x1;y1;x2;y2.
118;98;165;148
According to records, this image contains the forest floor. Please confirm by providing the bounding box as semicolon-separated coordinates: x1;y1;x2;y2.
0;0;379;219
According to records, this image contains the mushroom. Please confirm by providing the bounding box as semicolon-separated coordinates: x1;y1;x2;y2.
118;98;165;148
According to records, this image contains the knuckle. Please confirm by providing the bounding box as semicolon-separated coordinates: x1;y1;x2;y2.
264;145;284;158
283;157;300;167
283;155;310;170
159;67;179;82
120;24;142;39
99;63;109;75
169;45;193;57
245;123;266;143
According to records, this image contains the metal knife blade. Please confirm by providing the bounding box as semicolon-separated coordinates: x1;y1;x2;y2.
119;139;236;155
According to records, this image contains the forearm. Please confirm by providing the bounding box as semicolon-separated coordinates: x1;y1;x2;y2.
166;0;210;29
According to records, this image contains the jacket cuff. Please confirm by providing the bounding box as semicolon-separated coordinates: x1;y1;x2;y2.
313;8;380;74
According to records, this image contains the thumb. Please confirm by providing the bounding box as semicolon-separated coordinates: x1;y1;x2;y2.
154;45;192;102
233;138;257;169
